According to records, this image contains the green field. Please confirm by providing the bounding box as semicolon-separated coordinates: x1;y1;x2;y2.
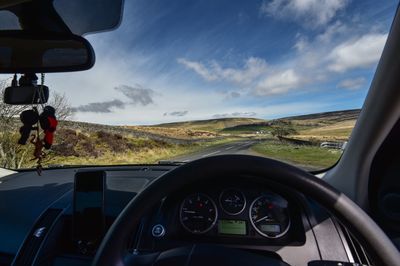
251;140;342;170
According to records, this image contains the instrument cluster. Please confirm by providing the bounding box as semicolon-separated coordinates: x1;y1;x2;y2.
179;188;291;239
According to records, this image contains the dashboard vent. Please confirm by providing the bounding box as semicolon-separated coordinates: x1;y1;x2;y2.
0;252;14;266
13;208;62;266
338;223;372;265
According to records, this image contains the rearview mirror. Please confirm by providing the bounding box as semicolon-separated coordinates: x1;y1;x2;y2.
4;84;49;105
0;31;95;73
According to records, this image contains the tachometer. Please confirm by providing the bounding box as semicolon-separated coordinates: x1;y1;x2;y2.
219;188;246;215
180;193;218;234
249;193;290;238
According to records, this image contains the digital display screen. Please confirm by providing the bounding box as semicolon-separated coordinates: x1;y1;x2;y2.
261;224;281;233
218;220;246;235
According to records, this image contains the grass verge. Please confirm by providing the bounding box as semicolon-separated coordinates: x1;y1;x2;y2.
251;140;342;171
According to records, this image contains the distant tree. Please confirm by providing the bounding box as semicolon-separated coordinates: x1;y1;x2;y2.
0;80;30;168
49;92;73;121
271;126;297;139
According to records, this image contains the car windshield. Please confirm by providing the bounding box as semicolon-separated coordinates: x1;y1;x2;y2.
0;0;398;171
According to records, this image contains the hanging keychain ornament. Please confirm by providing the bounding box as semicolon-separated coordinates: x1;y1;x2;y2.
31;73;47;175
30;124;45;175
15;73;58;175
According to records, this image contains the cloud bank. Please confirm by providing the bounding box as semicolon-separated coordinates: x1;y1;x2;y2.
72;84;155;113
163;111;189;117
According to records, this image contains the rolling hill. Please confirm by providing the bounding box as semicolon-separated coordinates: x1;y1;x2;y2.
151;109;360;141
286;109;360;141
152;117;266;132
281;109;360;122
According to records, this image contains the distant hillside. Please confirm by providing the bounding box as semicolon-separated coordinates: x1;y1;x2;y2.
219;109;360;140
56;109;360;142
282;109;360;123
284;109;361;141
153;117;266;132
60;120;201;144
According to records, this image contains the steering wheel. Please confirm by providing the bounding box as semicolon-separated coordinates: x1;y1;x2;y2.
93;155;400;266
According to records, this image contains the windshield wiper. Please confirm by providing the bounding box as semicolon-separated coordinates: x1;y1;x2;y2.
158;160;187;165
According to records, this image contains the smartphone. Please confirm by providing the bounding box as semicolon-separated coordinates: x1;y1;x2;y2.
73;170;106;253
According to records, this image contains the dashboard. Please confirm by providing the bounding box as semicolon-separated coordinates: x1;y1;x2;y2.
149;181;307;249
0;166;370;266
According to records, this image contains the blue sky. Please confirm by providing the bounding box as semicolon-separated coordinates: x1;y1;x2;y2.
43;0;399;125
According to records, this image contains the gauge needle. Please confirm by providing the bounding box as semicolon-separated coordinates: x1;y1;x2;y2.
255;215;273;223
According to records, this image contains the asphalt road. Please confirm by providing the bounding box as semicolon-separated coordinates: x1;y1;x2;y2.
173;139;261;162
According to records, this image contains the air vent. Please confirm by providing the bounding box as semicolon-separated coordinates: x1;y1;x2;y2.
13;208;62;266
0;252;14;266
338;223;372;265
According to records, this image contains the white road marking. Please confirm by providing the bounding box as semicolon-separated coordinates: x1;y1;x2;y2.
224;146;234;150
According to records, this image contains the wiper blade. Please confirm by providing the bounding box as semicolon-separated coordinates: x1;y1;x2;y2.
45;164;85;169
158;160;187;165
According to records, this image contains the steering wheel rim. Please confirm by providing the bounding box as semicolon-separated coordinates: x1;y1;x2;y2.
93;155;400;266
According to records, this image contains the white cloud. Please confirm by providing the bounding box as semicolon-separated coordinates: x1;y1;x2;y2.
213;57;269;85
177;58;218;81
260;0;349;28
177;28;388;100
178;57;268;86
337;77;366;90
256;69;302;95
179;57;305;96
293;34;309;52
316;21;348;43
328;33;387;72
163;111;189;117
213;112;257;118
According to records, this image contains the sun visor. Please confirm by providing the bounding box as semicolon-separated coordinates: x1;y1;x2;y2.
0;0;124;35
53;0;124;35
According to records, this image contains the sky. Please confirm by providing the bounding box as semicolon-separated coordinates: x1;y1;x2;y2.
4;0;400;125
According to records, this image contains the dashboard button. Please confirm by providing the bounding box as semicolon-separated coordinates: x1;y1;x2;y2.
152;224;166;238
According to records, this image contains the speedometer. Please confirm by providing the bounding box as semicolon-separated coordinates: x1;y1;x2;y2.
249;193;290;238
180;193;217;234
